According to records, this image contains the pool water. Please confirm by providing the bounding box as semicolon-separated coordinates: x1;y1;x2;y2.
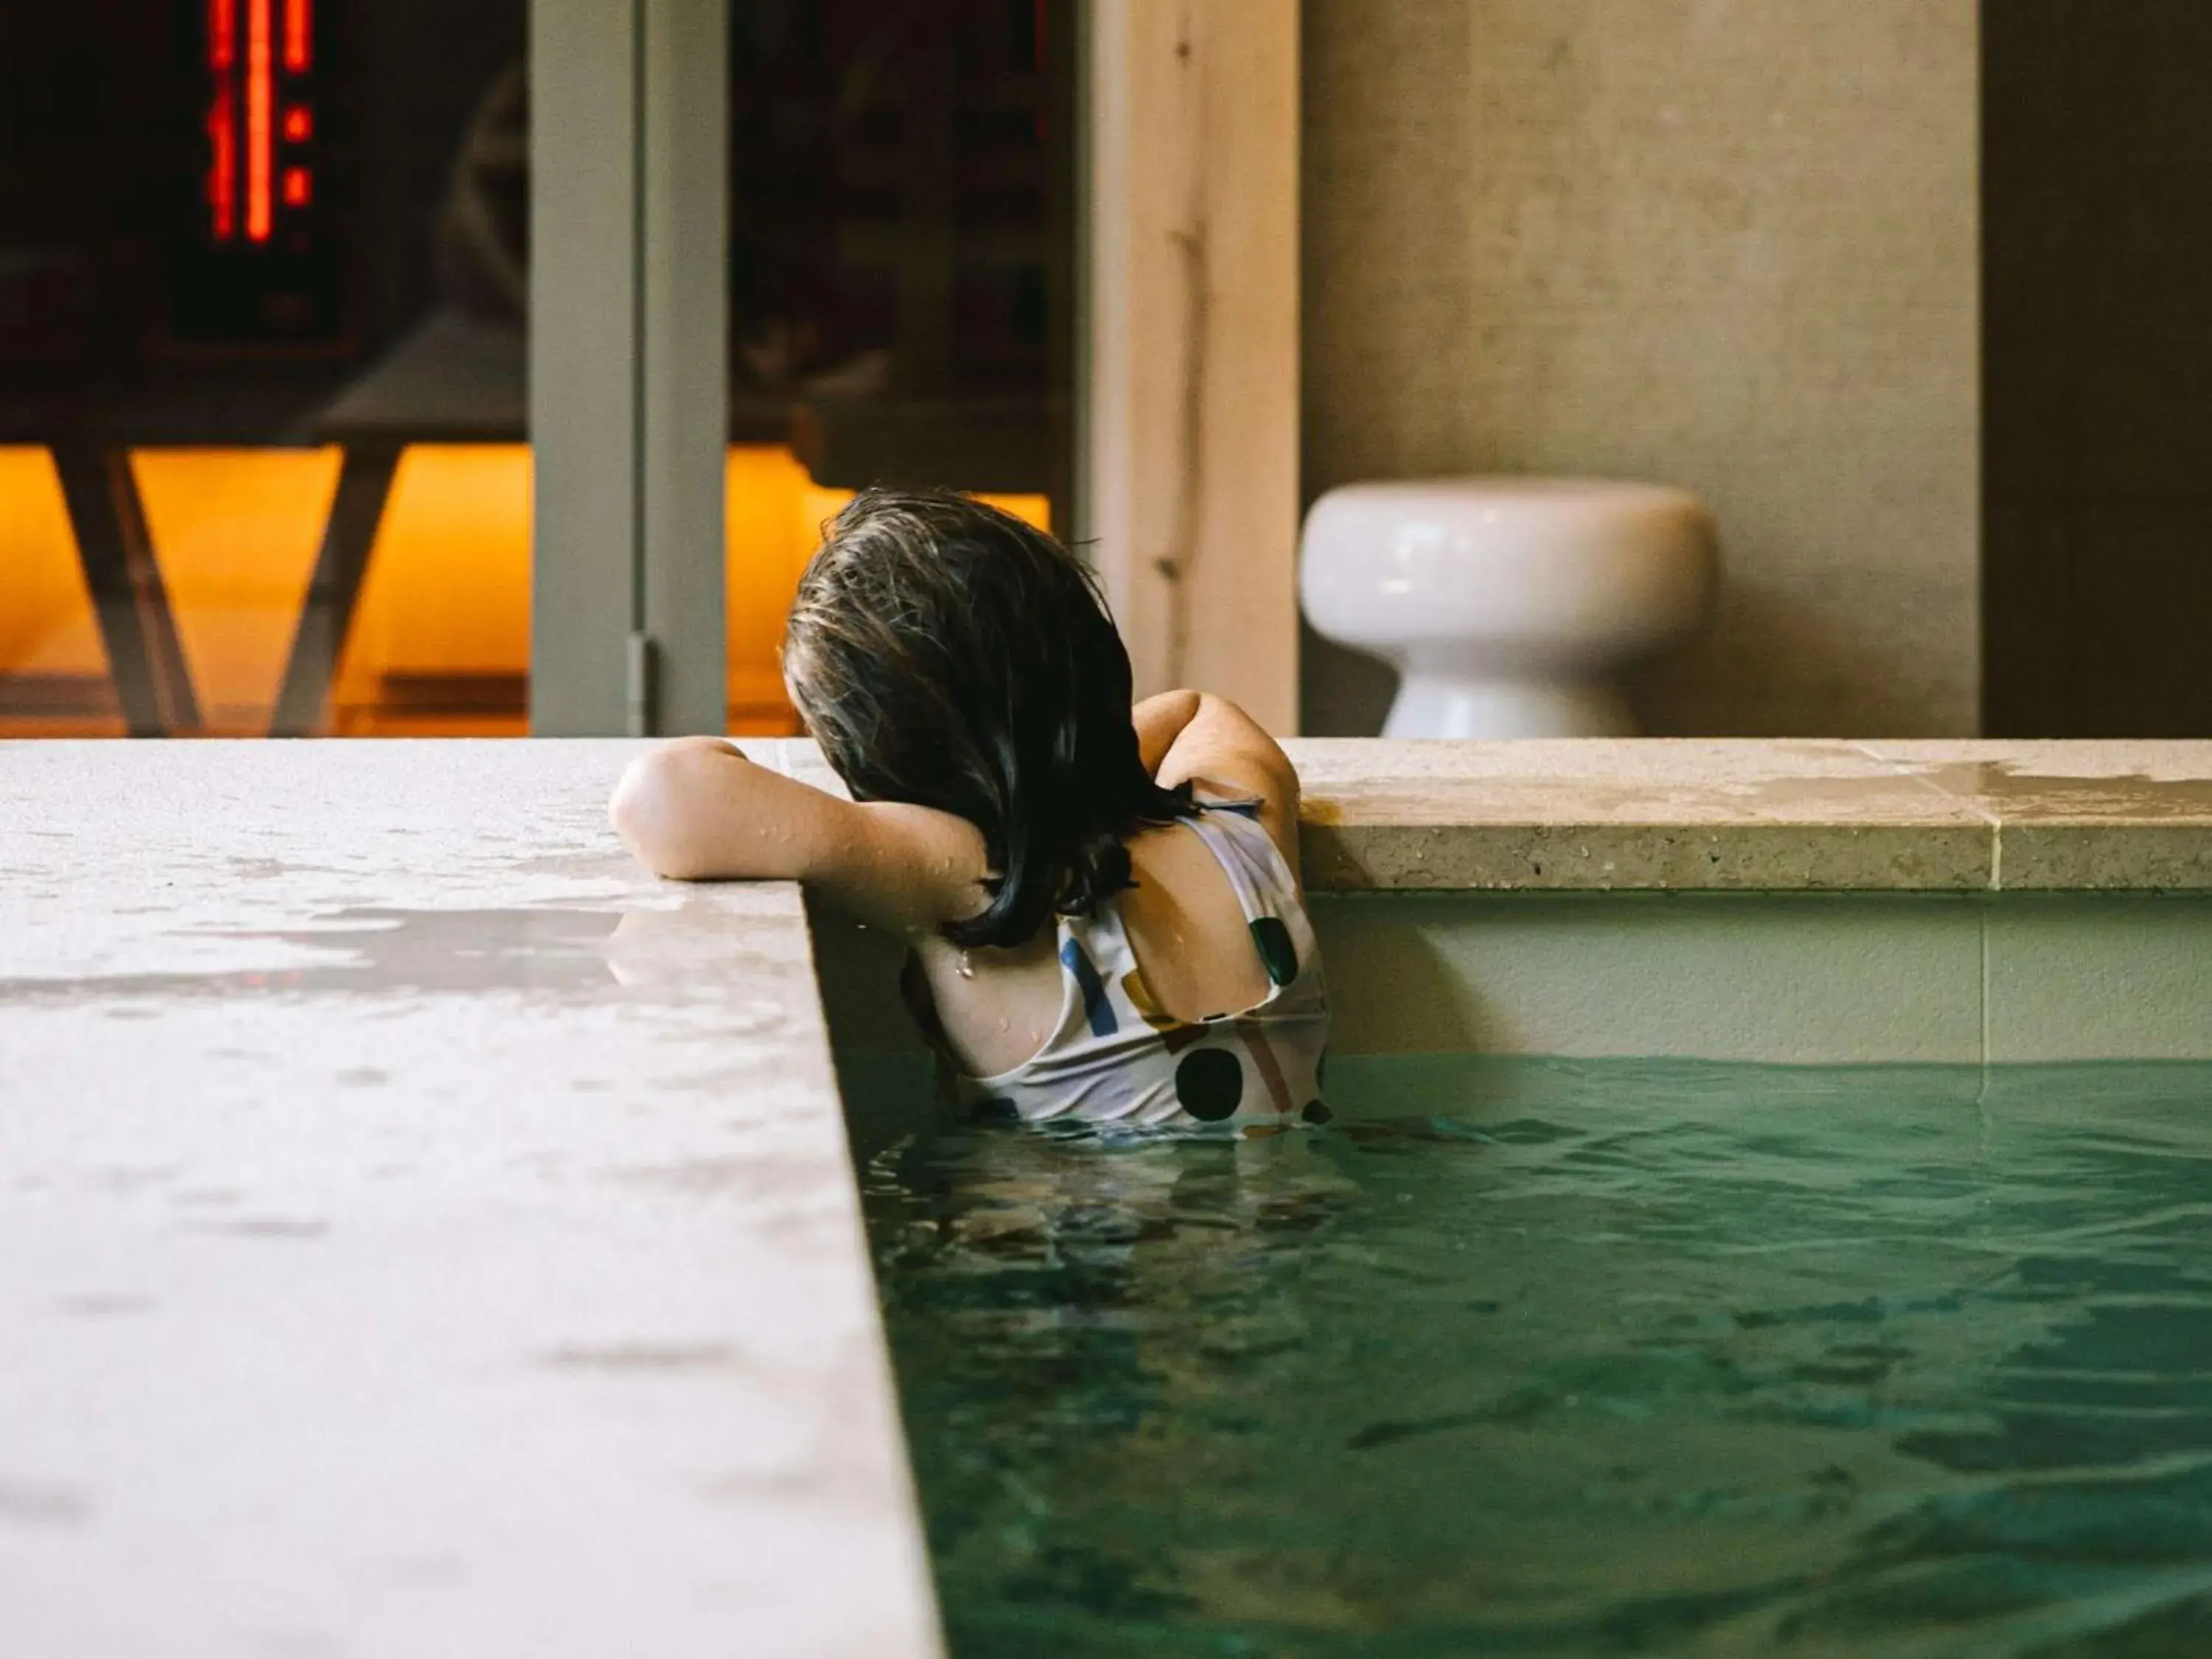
858;1059;2212;1658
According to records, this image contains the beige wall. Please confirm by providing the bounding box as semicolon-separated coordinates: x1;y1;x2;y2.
1301;0;1979;737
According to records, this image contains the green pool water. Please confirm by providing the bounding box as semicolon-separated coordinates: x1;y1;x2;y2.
858;1058;2212;1658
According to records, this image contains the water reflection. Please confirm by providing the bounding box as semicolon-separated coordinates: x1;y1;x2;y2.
865;1060;2212;1657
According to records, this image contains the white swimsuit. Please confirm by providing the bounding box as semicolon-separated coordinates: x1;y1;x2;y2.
919;790;1332;1132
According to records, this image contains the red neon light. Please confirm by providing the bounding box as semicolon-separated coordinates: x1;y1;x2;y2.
282;105;312;142
282;167;312;208
283;0;311;73
207;86;237;240
209;0;235;70
246;0;274;241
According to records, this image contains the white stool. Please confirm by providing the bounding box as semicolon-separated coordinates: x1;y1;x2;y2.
1300;478;1719;738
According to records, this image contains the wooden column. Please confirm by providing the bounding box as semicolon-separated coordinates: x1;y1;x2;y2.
1080;0;1301;732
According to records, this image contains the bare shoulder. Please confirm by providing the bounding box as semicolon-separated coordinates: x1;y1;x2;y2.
1150;692;1301;876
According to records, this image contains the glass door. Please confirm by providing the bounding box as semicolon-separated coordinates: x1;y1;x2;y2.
0;0;537;737
720;0;1073;733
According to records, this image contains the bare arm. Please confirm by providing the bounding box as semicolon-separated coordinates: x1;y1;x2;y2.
608;739;988;936
1131;690;1302;876
1134;689;1203;776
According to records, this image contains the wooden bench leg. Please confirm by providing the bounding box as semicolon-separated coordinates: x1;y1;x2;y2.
51;437;201;738
270;445;402;738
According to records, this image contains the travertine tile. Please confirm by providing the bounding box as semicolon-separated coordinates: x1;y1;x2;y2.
768;734;2212;894
1287;739;1995;891
1859;740;2212;890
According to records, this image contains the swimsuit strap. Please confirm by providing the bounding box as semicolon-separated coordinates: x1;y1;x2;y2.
1181;790;1293;927
1178;788;1313;999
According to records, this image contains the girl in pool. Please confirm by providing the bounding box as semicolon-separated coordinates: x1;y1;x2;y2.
610;487;1329;1131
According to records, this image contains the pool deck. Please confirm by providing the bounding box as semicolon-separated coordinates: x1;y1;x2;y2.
1;741;930;1659
6;735;2212;1657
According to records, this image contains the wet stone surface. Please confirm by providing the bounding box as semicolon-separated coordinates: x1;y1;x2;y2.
0;739;938;1659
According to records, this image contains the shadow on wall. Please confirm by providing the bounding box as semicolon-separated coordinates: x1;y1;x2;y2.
1298;623;1399;737
1301;582;1971;740
1307;904;1499;1055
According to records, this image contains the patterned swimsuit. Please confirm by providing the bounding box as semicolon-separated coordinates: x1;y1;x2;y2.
919;790;1332;1132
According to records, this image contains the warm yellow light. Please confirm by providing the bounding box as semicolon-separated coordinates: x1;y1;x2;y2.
0;448;110;677
726;447;815;732
331;444;532;734
0;442;1051;738
0;447;117;735
132;447;338;733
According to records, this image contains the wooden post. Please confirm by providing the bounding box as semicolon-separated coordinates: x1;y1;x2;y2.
1079;0;1300;732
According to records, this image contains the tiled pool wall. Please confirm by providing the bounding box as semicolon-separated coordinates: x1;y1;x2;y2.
815;889;2212;1074
1316;891;2212;1065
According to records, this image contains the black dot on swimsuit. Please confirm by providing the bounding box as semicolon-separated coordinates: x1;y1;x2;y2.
1175;1048;1243;1122
1302;1099;1333;1125
1249;917;1298;987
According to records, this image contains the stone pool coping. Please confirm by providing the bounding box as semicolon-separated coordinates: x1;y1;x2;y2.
765;735;2212;892
7;734;2212;1655
1290;738;2212;892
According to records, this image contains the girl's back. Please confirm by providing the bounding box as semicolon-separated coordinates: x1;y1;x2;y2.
915;776;1329;1130
609;488;1329;1133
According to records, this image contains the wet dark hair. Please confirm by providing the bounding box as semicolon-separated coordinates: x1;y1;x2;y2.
784;486;1193;950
